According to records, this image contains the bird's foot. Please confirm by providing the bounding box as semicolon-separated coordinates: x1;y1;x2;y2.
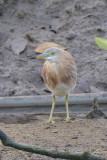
65;118;81;123
65;117;70;123
46;119;55;123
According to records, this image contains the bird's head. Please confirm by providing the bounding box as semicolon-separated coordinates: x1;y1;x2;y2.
31;47;65;62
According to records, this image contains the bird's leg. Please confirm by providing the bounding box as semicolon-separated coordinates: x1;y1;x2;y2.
65;94;70;122
47;95;56;123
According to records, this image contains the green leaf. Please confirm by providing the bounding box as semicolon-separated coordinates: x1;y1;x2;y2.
94;35;107;50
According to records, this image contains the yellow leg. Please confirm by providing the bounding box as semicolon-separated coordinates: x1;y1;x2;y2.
65;95;70;122
47;95;55;123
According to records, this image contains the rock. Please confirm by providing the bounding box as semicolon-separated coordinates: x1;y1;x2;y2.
66;33;76;40
11;37;27;55
66;28;76;40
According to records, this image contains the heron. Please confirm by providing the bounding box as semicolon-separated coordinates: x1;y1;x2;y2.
31;47;77;123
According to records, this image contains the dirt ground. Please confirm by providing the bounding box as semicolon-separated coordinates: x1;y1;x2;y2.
0;0;107;96
0;0;107;160
0;117;107;160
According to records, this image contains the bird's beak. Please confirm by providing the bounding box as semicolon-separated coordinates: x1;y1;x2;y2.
30;52;47;59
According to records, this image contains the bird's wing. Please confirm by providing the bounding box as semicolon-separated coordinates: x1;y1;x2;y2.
42;61;59;90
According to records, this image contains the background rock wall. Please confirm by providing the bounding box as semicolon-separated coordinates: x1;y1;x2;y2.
0;0;107;96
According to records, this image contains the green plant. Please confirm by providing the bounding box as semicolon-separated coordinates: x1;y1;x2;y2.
94;35;107;50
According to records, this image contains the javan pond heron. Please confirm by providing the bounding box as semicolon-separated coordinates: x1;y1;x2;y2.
31;47;77;123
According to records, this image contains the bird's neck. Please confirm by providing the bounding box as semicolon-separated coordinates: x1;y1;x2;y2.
47;57;59;64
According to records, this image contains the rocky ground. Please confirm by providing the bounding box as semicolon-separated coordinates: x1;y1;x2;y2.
0;0;107;97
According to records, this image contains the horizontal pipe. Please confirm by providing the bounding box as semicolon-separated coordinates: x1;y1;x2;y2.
0;92;107;107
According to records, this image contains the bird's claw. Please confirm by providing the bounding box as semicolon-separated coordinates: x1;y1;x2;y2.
46;119;55;123
65;117;70;123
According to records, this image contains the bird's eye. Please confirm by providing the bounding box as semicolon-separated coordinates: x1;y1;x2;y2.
51;52;55;55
